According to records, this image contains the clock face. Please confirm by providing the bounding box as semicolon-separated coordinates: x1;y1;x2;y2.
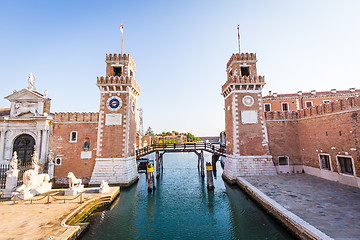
131;100;136;114
107;96;122;111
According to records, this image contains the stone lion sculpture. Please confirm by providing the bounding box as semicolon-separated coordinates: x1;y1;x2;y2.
14;102;38;117
16;169;50;194
68;172;82;189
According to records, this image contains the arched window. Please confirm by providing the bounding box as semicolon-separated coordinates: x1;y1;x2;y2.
13;134;35;165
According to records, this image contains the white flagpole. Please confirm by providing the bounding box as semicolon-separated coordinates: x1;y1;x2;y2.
237;25;241;54
121;25;124;55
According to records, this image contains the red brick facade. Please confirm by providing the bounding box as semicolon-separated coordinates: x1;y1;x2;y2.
49;113;99;184
223;51;360;186
265;97;360;180
263;89;360;112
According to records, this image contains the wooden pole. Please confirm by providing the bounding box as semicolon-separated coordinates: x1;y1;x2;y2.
200;150;205;178
206;162;215;190
212;155;218;172
147;162;155;192
197;152;200;169
160;155;164;170
156;151;160;179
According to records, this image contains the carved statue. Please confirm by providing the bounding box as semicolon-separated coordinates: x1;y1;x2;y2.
16;169;50;194
10;151;18;170
32;151;39;166
99;180;110;193
14;102;38;117
47;151;54;163
67;172;82;189
28;73;35;90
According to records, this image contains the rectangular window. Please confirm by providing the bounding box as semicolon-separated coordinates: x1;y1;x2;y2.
319;154;331;170
281;102;289;111
113;67;122;77
264;103;271;112
337;156;354;175
305;101;313;108
70;131;77;142
240;67;250;76
278;156;289;165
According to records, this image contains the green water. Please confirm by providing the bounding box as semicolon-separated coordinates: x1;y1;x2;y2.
80;153;294;239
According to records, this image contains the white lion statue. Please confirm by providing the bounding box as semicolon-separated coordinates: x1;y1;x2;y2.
68;172;82;189
14;102;38;117
16;169;50;194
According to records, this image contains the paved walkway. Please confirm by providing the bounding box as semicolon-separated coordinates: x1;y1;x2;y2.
0;187;119;240
244;174;360;240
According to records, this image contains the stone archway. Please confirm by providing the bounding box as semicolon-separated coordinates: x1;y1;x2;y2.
13;134;35;165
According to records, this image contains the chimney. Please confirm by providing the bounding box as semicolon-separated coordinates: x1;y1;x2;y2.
273;92;278;97
311;90;316;95
350;87;355;93
297;91;302;96
269;91;272;96
331;89;336;94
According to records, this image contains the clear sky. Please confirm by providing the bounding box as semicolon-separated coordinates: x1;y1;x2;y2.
1;0;359;136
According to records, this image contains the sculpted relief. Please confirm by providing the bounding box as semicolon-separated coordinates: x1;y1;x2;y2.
13;102;39;117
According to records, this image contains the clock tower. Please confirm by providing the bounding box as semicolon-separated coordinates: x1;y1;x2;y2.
222;52;276;182
90;53;140;186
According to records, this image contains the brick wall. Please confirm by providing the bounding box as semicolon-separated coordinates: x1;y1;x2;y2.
49;112;99;184
265;96;360;177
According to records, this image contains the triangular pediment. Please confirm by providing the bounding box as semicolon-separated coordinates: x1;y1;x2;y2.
5;89;45;102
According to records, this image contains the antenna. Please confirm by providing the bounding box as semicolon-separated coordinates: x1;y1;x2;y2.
237;25;241;54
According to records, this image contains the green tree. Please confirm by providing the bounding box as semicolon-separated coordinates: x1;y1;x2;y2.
145;127;155;136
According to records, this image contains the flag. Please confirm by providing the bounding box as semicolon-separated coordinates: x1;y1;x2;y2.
120;24;124;33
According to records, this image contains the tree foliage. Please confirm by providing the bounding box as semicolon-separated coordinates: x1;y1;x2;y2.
145;126;155;136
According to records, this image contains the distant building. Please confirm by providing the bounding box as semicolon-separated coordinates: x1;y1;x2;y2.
263;89;360;112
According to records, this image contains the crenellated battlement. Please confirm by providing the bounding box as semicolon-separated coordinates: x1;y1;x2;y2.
97;76;132;85
54;112;99;122
227;53;257;68
265;96;360;121
96;76;141;95
221;76;265;94
229;75;265;84
106;53;133;62
265;111;298;121
298;96;360;119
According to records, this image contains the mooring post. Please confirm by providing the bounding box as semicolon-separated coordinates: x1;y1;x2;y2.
147;162;155;192
156;151;160;179
206;162;215;190
160;154;164;170
200;150;205;178
212;154;217;172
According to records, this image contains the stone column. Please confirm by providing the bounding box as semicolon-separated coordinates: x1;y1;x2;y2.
40;130;48;164
48;162;55;179
0;130;5;161
3;169;19;198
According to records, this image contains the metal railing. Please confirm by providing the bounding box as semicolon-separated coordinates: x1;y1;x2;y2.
12;192;84;204
0;164;10;189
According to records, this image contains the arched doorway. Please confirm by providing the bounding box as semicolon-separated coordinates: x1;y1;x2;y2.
13;134;35;165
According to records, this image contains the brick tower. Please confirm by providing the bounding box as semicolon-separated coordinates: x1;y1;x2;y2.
221;53;276;182
90;53;140;186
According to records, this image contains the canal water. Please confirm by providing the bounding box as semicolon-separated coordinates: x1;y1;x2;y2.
80;153;294;239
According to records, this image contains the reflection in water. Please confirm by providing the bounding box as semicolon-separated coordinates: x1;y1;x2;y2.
80;153;293;240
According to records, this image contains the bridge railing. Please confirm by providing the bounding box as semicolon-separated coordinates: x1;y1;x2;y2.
136;142;226;158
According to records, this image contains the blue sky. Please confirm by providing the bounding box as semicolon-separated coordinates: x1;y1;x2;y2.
1;0;359;136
